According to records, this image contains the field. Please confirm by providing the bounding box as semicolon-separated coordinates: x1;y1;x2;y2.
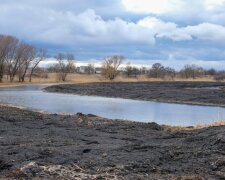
0;73;218;87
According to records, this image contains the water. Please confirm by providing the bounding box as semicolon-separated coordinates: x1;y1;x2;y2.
0;84;225;126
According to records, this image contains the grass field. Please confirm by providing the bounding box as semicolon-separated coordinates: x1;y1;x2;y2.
0;73;218;87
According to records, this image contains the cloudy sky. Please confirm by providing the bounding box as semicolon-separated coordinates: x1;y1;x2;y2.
1;0;225;69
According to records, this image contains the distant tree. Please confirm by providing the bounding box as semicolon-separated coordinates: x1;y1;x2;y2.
102;55;124;80
125;63;133;77
3;35;20;82
31;67;48;79
179;64;204;79
205;68;217;76
29;48;47;82
47;65;58;73
0;35;10;82
132;67;140;77
125;63;140;77
164;67;176;80
18;43;36;82
140;67;148;75
86;64;95;74
66;53;76;73
148;63;165;78
55;53;75;81
214;71;225;82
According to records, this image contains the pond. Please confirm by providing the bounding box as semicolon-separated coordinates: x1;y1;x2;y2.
0;84;225;126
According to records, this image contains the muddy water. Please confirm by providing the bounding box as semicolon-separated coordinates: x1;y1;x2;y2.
0;84;225;126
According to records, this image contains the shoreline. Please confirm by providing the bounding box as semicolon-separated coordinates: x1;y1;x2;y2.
43;89;225;108
44;81;225;108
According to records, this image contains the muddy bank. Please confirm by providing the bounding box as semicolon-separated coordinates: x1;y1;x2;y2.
45;82;225;106
1;105;225;179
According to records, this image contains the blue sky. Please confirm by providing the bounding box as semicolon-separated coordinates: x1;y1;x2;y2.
1;0;225;69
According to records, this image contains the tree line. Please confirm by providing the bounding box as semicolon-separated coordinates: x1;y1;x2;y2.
0;35;46;82
47;55;225;82
124;63;225;81
100;56;225;81
1;35;224;82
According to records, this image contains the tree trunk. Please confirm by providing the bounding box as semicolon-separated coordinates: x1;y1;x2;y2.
29;69;34;82
10;75;14;82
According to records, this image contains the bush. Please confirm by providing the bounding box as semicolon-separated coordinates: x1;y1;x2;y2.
214;73;225;81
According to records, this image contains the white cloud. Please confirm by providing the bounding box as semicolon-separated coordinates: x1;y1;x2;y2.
157;23;225;42
135;16;225;42
204;0;225;10
137;17;177;33
122;0;184;14
0;6;155;46
121;0;225;18
0;0;225;63
1;1;225;47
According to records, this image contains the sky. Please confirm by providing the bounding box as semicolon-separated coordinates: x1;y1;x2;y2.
1;0;225;69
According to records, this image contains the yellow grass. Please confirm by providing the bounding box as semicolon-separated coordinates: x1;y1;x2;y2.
174;77;215;82
162;125;193;133
0;73;219;86
163;120;225;133
195;120;225;129
0;82;23;87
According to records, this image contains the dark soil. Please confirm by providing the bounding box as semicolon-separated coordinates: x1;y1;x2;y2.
1;105;225;179
45;82;225;106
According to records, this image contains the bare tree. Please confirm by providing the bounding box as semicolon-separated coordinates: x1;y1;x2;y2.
55;53;65;81
55;53;75;81
0;35;8;82
0;35;46;83
164;67;176;80
66;53;76;73
214;71;225;81
206;68;217;76
125;63;140;77
148;63;165;79
147;63;176;80
125;63;132;77
3;36;20;82
18;44;36;82
29;48;46;82
102;55;124;80
179;64;204;79
86;64;95;74
3;38;33;82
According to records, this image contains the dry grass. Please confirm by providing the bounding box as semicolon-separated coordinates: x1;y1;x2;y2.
195;120;225;129
163;120;225;133
0;73;220;86
162;125;194;133
0;82;23;87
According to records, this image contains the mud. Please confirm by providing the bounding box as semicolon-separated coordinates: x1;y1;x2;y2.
1;105;225;179
45;82;225;106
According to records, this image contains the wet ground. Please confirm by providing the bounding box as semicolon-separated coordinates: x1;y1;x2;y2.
1;105;225;179
45;82;225;106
